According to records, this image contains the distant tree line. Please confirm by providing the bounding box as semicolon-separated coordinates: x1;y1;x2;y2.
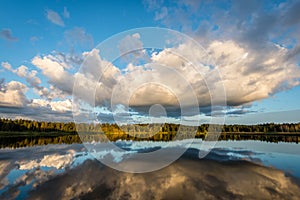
0;118;300;134
1;131;299;149
0;118;76;133
0;118;300;148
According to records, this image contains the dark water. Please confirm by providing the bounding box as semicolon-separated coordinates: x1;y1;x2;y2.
0;140;300;200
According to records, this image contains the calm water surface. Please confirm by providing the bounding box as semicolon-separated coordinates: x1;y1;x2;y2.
0;140;299;199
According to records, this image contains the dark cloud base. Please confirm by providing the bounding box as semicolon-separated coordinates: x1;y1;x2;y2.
28;149;300;200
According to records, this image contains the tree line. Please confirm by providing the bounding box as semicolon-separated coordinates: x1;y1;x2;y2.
0;118;300;148
0;118;300;133
0;118;76;133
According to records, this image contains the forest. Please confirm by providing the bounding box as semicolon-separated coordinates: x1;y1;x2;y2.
1;118;300;133
0;118;299;148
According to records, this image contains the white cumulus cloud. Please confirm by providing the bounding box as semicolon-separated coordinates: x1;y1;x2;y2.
0;81;30;107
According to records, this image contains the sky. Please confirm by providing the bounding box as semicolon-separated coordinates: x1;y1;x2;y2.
1;0;300;124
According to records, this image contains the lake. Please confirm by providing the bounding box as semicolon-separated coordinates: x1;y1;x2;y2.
0;140;300;199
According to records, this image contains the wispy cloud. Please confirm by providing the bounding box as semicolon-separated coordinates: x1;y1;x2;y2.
30;36;40;42
63;7;70;18
64;27;94;50
46;9;65;27
0;28;18;41
144;0;300;52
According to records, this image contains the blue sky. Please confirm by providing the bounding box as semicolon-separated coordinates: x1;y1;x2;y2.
0;1;156;64
1;0;300;124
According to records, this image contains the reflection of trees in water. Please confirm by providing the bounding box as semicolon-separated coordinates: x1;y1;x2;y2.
215;133;300;143
0;135;82;148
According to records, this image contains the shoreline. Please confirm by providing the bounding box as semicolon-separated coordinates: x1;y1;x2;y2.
0;131;299;149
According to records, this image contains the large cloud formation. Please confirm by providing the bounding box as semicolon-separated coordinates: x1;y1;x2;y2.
30;39;300;118
1;35;300;122
1;1;300;122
